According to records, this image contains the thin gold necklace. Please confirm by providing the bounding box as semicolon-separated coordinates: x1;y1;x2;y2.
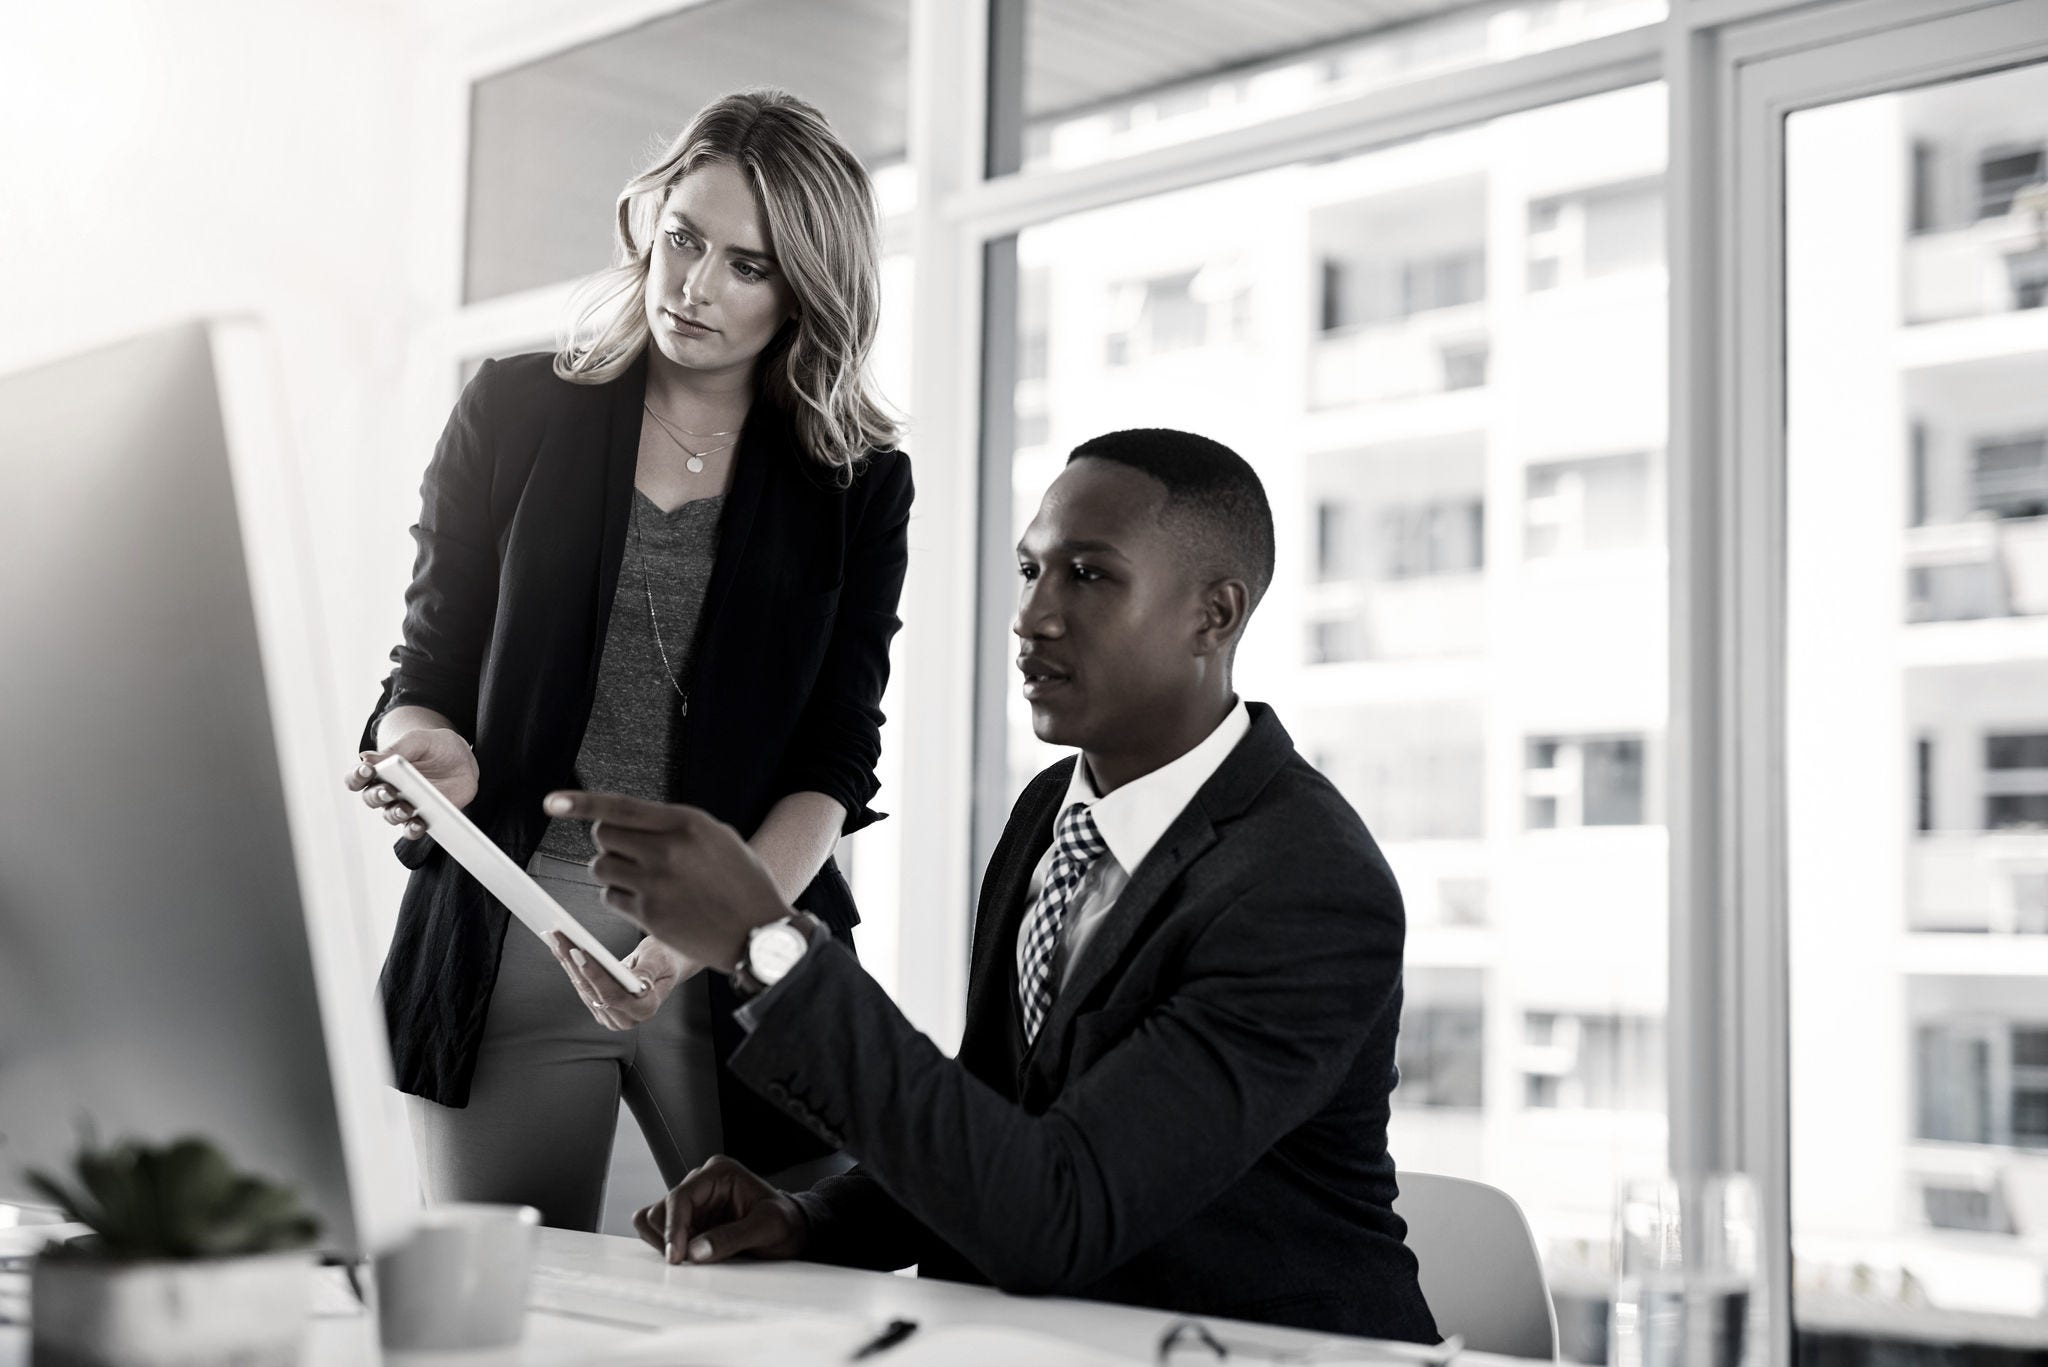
632;498;690;715
643;403;740;474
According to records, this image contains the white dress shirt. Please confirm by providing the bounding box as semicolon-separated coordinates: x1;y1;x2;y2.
1014;700;1251;999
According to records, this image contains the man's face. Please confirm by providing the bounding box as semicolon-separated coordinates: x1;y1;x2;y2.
1013;459;1208;763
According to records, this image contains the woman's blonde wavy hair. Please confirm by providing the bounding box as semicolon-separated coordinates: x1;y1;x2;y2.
554;89;899;476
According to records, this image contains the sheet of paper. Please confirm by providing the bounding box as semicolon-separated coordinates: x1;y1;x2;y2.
562;1319;1147;1367
560;1314;870;1367
882;1324;1143;1366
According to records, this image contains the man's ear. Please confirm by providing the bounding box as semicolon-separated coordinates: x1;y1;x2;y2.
1193;578;1251;658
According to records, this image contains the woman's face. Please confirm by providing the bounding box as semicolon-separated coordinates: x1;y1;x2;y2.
642;160;799;384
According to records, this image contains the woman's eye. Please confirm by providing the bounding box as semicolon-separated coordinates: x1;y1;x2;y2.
1071;563;1102;582
1017;563;1038;581
666;229;695;250
734;262;764;281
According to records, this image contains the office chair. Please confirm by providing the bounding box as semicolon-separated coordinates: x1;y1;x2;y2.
1393;1170;1559;1360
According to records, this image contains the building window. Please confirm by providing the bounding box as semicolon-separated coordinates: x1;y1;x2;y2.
1526;734;1647;829
1105;264;1251;365
1918;1020;2048;1148
1917;736;1935;834
1315;499;1350;581
1319;249;1485;330
1520;1012;1663;1112
2013;251;2048;311
1396;1004;1485;1109
1970;431;2048;520
1319;259;1347;332
1977;146;2046;221
1440;340;1490;391
1308;618;1364;665
2017;873;2048;935
1526;179;1664;291
1909;420;1929;528
2018;1026;2048;1145
1379;499;1485;580
1907;562;2006;624
1911;140;1939;234
1919;1179;2012;1234
1105;270;1202;365
1525;452;1652;556
1985;732;2048;831
1917;1023;1993;1143
1327;729;1486;842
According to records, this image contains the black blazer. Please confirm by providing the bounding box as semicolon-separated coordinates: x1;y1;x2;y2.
363;351;913;1174
729;705;1440;1342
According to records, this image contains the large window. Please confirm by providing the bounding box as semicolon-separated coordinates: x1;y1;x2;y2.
1787;59;2048;1346
465;0;912;303
1003;0;1667;174
994;83;1668;1354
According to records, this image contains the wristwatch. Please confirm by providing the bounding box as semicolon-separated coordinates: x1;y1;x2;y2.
731;912;823;999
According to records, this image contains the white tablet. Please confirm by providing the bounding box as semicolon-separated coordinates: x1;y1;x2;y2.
370;756;647;996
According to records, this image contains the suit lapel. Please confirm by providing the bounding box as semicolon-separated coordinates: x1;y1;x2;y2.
592;352;649;659
1025;705;1298;1071
692;400;773;650
958;763;1068;1076
1027;804;1219;1063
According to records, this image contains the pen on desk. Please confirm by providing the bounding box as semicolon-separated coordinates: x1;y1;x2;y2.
849;1317;919;1359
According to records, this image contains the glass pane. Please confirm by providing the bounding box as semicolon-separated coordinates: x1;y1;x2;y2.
1005;0;1665;175
1787;60;2048;1358
1000;83;1668;1363
467;0;911;303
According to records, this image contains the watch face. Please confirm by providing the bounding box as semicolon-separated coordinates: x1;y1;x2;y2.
748;921;810;985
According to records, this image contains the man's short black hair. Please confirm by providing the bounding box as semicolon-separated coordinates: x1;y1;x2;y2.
1068;428;1276;611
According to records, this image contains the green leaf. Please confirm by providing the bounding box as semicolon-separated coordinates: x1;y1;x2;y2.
22;1170;93;1226
27;1134;319;1260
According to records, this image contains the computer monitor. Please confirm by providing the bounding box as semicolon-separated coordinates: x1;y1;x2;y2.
0;321;409;1256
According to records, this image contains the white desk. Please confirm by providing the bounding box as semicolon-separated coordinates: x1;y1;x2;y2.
4;1227;1526;1366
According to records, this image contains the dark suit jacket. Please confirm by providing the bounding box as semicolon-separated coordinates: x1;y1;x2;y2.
729;704;1439;1342
363;350;912;1173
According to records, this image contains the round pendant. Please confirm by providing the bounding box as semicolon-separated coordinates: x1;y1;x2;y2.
687;456;705;474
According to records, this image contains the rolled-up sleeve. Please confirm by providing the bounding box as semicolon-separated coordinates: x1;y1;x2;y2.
359;361;504;752
772;450;914;834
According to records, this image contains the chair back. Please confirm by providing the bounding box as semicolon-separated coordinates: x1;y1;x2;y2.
1393;1170;1559;1360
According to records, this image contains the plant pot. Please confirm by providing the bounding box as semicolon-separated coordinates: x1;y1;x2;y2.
29;1245;313;1367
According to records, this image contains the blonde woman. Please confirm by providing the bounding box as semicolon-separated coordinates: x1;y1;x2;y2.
344;89;910;1229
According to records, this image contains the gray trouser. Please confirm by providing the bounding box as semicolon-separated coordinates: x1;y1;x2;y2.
407;851;846;1231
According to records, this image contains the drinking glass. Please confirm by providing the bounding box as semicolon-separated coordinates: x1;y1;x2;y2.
1611;1173;1757;1367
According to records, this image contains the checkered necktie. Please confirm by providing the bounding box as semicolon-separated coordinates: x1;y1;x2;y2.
1017;802;1109;1045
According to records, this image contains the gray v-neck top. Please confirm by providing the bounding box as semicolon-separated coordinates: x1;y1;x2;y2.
537;490;724;863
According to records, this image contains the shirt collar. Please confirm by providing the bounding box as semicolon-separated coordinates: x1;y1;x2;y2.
1058;699;1251;876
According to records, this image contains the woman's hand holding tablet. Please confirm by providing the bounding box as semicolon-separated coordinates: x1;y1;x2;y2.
367;755;648;997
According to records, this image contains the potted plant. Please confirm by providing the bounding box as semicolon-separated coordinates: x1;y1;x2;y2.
25;1135;321;1367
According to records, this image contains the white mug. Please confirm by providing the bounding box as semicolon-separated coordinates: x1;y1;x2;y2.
375;1202;540;1351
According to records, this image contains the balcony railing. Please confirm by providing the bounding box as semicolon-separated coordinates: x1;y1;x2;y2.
1910;830;2048;934
1904;210;2048;324
1310;303;1489;409
1306;571;1486;662
1905;514;2048;623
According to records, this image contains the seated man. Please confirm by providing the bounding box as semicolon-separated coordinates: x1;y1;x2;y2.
547;429;1440;1343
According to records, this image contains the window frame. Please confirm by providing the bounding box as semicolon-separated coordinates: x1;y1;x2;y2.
1715;2;2048;1359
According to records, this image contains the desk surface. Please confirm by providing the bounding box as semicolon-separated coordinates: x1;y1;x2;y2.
4;1227;1512;1366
